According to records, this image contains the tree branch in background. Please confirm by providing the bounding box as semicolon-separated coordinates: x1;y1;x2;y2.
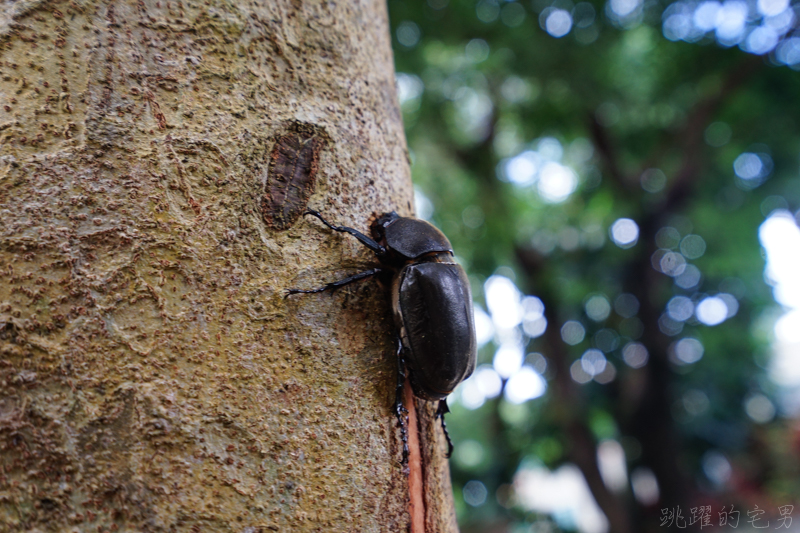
581;54;762;518
589;55;762;205
662;55;762;212
588;115;630;190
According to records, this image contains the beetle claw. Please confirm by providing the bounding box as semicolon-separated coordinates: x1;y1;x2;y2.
395;400;410;469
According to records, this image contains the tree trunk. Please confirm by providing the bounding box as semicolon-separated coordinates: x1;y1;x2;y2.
0;0;457;531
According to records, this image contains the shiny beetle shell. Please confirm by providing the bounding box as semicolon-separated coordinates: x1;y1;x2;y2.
373;213;454;260
374;214;477;401
392;260;477;400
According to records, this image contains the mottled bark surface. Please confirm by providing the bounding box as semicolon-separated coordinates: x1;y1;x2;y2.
0;0;456;531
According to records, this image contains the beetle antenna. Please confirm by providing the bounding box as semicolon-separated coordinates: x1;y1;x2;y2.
303;210;387;257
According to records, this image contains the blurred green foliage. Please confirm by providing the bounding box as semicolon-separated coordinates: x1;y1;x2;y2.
388;0;800;531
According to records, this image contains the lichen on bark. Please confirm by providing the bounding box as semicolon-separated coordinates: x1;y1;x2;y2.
0;0;456;531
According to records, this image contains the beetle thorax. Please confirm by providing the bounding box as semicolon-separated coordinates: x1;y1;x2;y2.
370;214;454;265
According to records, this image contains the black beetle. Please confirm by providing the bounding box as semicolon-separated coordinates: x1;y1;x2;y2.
287;210;477;461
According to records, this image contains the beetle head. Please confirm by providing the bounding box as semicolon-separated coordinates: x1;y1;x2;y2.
370;211;400;242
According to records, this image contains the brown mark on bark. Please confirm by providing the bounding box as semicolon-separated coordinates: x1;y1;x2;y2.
404;376;426;533
262;123;326;230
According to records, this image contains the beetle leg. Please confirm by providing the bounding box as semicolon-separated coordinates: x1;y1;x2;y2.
436;400;454;458
303;210;387;257
285;268;384;297
395;346;410;469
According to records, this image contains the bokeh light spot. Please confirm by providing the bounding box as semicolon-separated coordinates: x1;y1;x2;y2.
463;480;488;506
545;9;573;37
473;305;495;347
622;342;649;368
501;2;527;27
494;343;524;379
610;0;642;18
537;162;578;202
715;1;748;45
659;313;685;336
594;328;620;352
696;296;728;325
581;349;607;376
667;296;694;322
594;361;617;384
505;366;547;403
538;137;564;161
474;365;503;399
610;218;639;248
671;337;705;364
745;26;779;55
683;389;710;416
663;12;694;41
733;152;764;180
458;378;485;410
761;195;790;217
775;310;800;344
561;320;586;345
454;440;485;469
485;275;523;328
615;293;640;318
585;294;611;322
744;393;776;423
675;264;702;289
660;251;687;277
396;73;424;107
758;0;789;17
631;467;660;505
570;360;593;384
656;226;681;249
465;38;490;63
702;451;732;487
414;188;434;220
476;0;500;22
760;211;800;310
597;440;628;492
718;293;739;318
396;21;421;48
522;296;548;338
573;2;597;27
527;352;548;374
765;7;795;33
505;150;541;186
640;168;667;193
680;234;707;259
693;1;721;31
515;464;609;533
500;76;534;103
462;205;485;229
776;37;800;65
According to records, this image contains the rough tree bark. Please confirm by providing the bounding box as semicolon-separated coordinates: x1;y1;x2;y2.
0;0;457;531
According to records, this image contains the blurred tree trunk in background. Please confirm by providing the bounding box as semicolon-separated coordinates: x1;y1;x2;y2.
0;0;456;530
517;61;757;531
